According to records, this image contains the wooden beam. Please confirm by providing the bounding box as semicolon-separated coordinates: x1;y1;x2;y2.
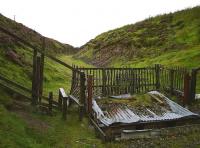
148;93;164;105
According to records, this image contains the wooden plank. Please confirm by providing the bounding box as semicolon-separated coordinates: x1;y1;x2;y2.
89;117;107;141
0;81;31;101
69;95;81;106
148;93;164;105
0;75;31;93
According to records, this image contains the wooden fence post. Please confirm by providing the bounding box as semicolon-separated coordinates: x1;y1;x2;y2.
80;71;86;120
155;64;160;90
62;96;68;120
36;56;41;103
190;69;197;102
102;68;106;96
58;90;63;111
32;49;37;105
169;69;174;95
183;73;190;105
48;92;53;115
39;37;45;103
87;75;93;116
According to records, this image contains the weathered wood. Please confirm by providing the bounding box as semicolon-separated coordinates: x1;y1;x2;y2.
169;69;174;95
183;73;190;105
71;65;189;105
87;75;93;115
155;64;160;90
89;117;107;141
102;68;106;96
80;72;86;120
148;93;164;105
0;74;31;93
190;69;197;102
31;49;37;105
62;95;68;120
58;89;63;110
39;37;45;103
48;92;53;115
0;81;31;101
58;88;68;120
79;105;84;121
36;56;41;103
69;95;81;106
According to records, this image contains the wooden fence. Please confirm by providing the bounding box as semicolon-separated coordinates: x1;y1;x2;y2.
71;65;188;100
160;65;188;95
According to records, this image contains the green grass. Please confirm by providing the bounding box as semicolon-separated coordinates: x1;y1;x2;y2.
1;101;200;148
110;45;200;69
77;6;200;67
0;104;102;148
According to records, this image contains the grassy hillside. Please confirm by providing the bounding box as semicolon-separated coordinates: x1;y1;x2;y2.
0;14;97;148
0;13;77;54
76;6;200;68
0;13;89;95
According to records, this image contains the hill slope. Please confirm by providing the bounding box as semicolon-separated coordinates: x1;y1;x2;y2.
0;13;76;54
0;14;87;94
76;6;200;68
0;13;98;148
